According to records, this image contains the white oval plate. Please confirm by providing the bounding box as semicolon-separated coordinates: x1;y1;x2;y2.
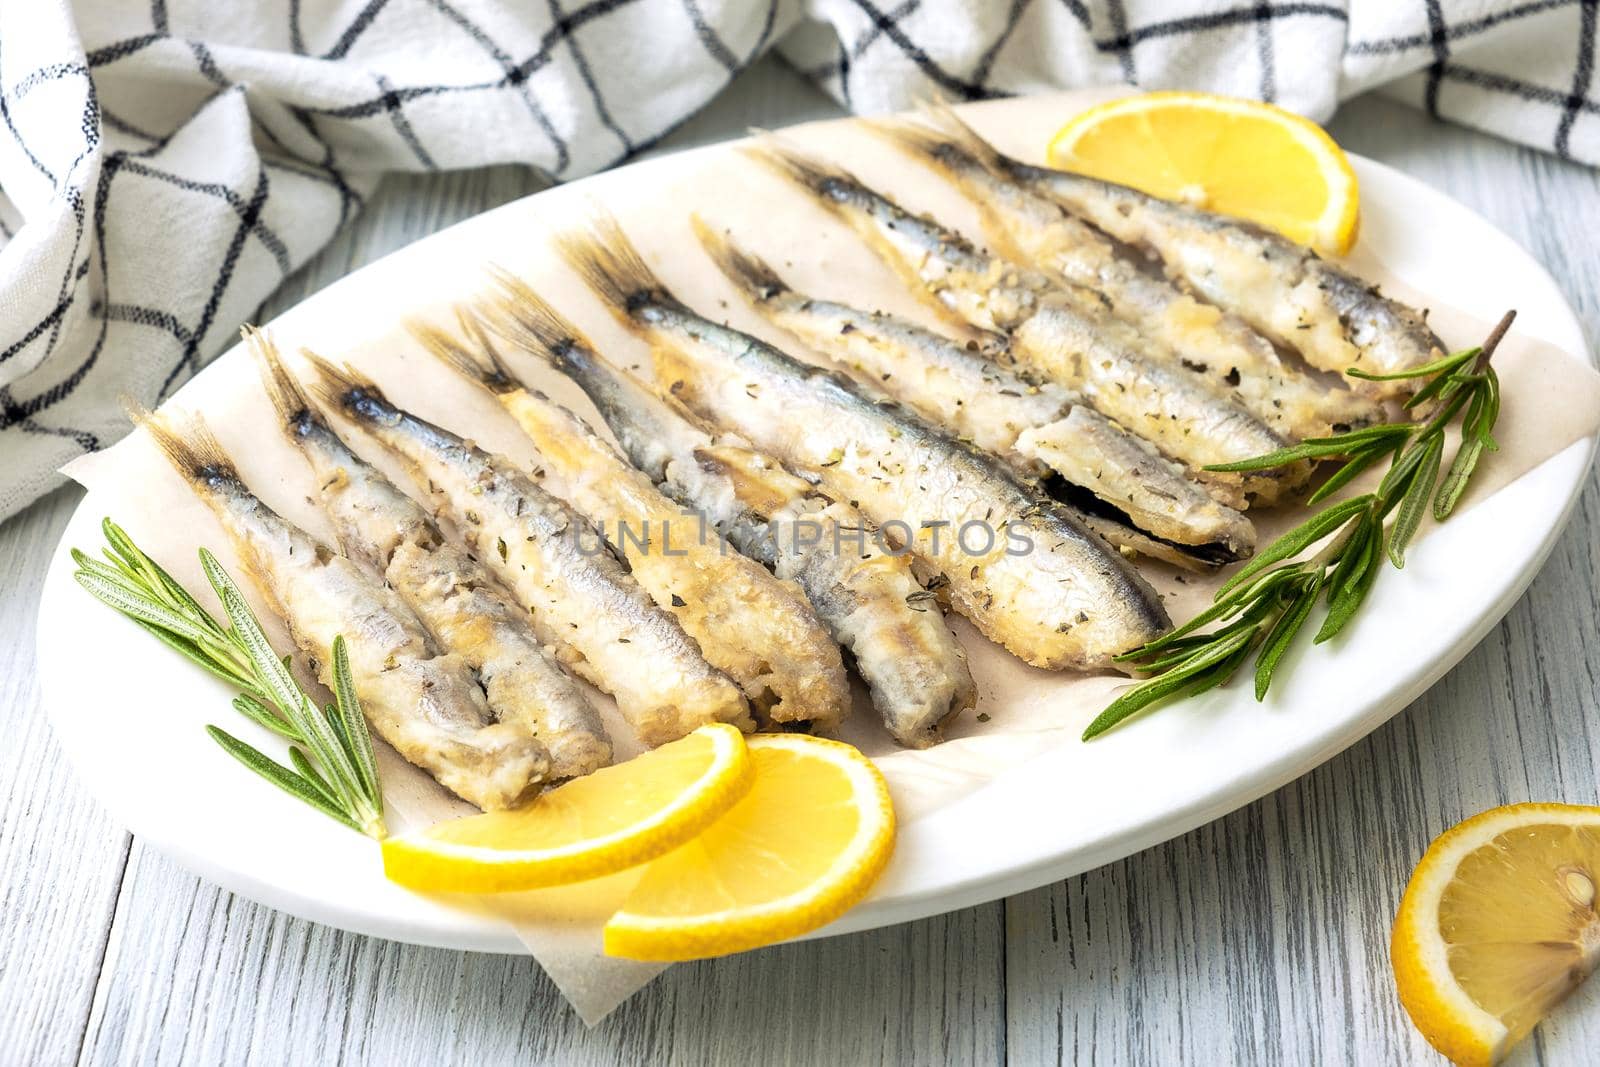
37;101;1595;953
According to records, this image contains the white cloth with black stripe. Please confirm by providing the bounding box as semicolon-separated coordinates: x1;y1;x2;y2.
2;0;1594;518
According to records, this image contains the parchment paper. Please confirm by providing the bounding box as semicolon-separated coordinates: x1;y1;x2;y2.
61;92;1600;1024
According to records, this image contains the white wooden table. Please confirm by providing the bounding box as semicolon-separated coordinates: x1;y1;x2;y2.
4;60;1598;1065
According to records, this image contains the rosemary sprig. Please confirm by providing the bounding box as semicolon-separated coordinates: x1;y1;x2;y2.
1084;310;1514;740
73;518;386;837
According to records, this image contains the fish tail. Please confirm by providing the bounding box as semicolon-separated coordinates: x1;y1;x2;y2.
863;113;967;173
407;305;520;396
741;142;865;217
691;216;790;305
478;266;597;380
129;402;238;485
242;325;321;436
743;142;853;195
554;213;670;332
298;348;395;428
914;104;1009;173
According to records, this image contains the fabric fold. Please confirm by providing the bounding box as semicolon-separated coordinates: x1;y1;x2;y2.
3;0;1596;517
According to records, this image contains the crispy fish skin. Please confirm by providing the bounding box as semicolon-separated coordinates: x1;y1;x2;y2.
747;145;1305;507
247;331;611;779
301;357;752;748
701;229;1064;463
413;314;851;733
138;410;549;810
1010;291;1296;508
692;443;977;746
556;216;1169;670
1001;155;1444;398
1016;408;1252;555
701;228;1254;558
474;288;976;747
871;111;1379;437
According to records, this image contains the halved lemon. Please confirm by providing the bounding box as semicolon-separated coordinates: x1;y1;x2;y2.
382;723;751;893
1047;91;1359;255
603;734;895;961
1391;803;1600;1065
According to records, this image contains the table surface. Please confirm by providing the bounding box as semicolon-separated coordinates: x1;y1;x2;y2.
5;59;1599;1066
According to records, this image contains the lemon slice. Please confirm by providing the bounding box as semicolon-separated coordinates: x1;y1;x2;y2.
1047;91;1359;255
1391;803;1600;1065
603;734;895;961
382;723;751;893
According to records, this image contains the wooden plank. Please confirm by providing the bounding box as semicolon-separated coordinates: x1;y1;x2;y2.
1004;95;1600;1065
0;485;130;1066
81;852;1002;1065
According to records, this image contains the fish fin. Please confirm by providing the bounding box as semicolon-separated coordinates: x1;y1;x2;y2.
298;348;393;427
745;141;987;337
478;266;598;377
407;306;521;396
554;214;668;333
129;403;283;597
741;142;862;208
862;114;960;171
242;325;323;436
128;402;238;484
690;217;790;305
913;104;1011;174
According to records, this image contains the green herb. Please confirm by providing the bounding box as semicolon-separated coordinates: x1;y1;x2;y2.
73;518;386;837
1084;311;1513;741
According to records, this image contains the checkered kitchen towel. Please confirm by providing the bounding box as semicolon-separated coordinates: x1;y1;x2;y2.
2;0;1595;518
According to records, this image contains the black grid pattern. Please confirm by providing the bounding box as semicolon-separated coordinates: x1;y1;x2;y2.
1;0;1594;518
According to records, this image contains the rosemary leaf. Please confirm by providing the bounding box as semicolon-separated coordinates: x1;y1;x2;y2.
122;539;215;626
1433;438;1484;520
331;636;382;806
71;549;140;590
1434;369;1501;520
1402;369;1455;411
1216;494;1373;599
1376;426;1436;501
289;745;339;806
1120;564;1302;661
1481;368;1502;448
106;519;208;622
74;570;231;652
1084;626;1259;739
1346;346;1479;382
1088;313;1513;740
206;726;361;832
207;557;364;809
1196;641;1257;695
325;703;351;762
203;553;303;719
1321;514;1376;609
1306;441;1391;505
118;616;253;692
1389;434;1445;567
1253;575;1323;700
233;693;299;740
1202;425;1411;472
1138;599;1277;673
76;523;387;838
1316;527;1385;643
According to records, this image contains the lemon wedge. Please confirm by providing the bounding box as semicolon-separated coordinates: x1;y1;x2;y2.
603;734;895;961
1047;91;1360;255
382;723;751;893
1391;803;1600;1065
